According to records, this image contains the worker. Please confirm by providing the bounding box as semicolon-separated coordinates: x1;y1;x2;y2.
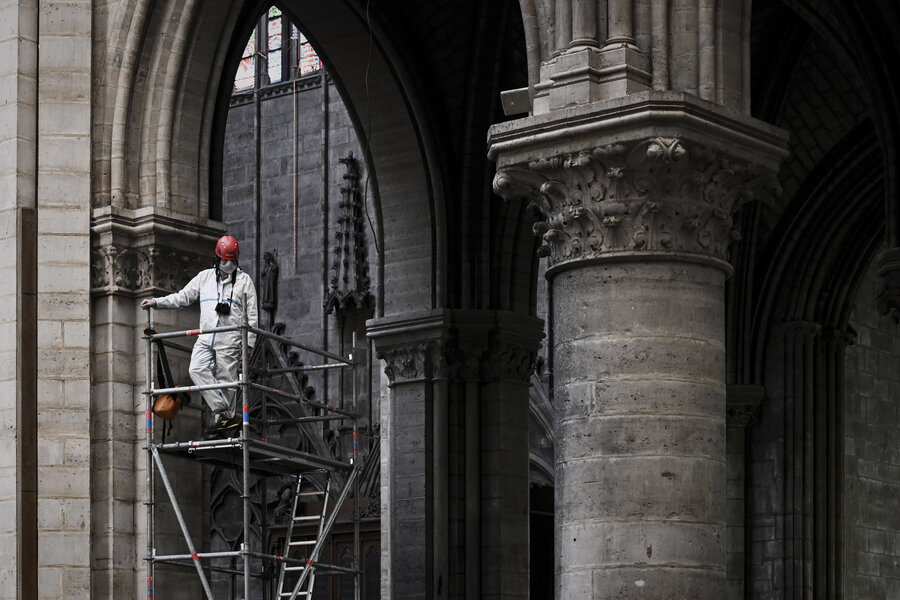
141;235;258;438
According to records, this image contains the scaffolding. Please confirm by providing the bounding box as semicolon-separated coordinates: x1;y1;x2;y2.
143;303;364;600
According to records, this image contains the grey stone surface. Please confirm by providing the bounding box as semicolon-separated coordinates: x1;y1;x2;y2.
844;260;900;599
551;262;728;598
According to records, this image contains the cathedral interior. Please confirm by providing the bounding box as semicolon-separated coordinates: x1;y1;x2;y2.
4;0;900;598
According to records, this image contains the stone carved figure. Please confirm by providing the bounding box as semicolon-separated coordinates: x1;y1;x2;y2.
260;251;279;330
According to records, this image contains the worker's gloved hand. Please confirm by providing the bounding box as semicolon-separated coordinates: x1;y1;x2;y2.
140;298;157;310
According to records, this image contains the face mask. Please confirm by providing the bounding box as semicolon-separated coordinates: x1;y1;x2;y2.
219;260;237;275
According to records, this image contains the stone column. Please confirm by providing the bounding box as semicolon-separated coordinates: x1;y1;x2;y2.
473;312;543;599
369;310;542;600
90;207;223;598
0;3;38;598
490;94;786;599
725;385;763;599
369;311;451;600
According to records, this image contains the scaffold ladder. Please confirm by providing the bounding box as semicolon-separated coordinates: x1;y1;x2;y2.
275;473;332;598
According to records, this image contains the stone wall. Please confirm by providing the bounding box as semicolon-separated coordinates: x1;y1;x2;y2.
0;2;94;598
38;0;94;590
843;258;900;598
0;2;38;596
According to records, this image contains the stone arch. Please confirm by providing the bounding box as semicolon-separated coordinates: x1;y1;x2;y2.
743;122;883;598
95;0;452;317
776;0;900;306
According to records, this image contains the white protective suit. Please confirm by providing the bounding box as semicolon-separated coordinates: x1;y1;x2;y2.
153;267;258;418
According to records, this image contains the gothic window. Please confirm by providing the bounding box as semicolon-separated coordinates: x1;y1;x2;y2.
267;7;284;83
232;5;322;92
296;27;322;76
234;30;256;91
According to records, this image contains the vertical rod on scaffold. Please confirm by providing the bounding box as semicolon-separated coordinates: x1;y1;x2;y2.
241;294;251;600
352;331;361;600
150;446;216;599
145;308;155;600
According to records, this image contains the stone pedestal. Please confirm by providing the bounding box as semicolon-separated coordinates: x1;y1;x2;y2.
490;93;786;599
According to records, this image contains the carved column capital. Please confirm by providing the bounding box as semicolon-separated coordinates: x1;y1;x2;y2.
368;310;544;385
90;207;224;297
368;310;454;386
726;385;765;428
481;339;538;383
377;342;429;385
494;135;781;272
489;93;788;275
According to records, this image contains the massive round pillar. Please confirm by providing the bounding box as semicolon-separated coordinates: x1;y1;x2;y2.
552;259;727;597
490;94;787;598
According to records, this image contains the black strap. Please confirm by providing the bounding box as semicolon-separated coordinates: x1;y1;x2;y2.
145;327;184;442
154;339;175;388
153;352;173;442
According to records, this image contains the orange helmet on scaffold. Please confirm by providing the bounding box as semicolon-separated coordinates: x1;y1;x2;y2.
215;235;240;261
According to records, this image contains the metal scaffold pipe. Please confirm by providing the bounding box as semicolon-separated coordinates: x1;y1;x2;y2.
144;309;154;600
241;293;251;600
151;446;215;599
143;308;365;599
249;325;351;364
352;330;361;600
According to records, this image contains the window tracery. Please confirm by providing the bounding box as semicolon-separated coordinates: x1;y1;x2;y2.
232;5;321;92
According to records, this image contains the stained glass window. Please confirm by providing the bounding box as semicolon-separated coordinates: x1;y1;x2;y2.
234;30;256;91
233;7;322;91
296;28;322;76
268;7;283;83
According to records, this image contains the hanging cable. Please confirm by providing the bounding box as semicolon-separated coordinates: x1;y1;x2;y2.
362;0;380;257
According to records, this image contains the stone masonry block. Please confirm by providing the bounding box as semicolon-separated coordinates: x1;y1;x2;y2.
36;265;89;294
37;440;62;465
37;320;62;347
62;320;90;348
38;465;89;498
36;566;62;600
37;171;89;203
63;378;90;408
38;102;89;135
63;438;90;467
554;335;725;385
590;565;724;600
39;292;89;320
62;498;90;531
0;439;14;468
558;520;724;569
557;454;723;522
37;347;89;378
36;35;89;72
37;135;90;173
37;378;63;402
555;413;724;460
38;531;89;566
37;498;65;529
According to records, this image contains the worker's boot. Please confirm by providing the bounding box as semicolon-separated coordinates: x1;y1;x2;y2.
204;413;241;439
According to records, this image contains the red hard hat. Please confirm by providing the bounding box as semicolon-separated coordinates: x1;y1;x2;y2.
215;235;240;260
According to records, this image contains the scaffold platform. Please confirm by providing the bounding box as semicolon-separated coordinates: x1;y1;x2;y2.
143;303;364;600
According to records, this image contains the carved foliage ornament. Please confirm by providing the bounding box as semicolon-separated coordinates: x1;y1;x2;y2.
377;337;538;385
91;244;210;294
378;343;428;384
494;137;782;267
